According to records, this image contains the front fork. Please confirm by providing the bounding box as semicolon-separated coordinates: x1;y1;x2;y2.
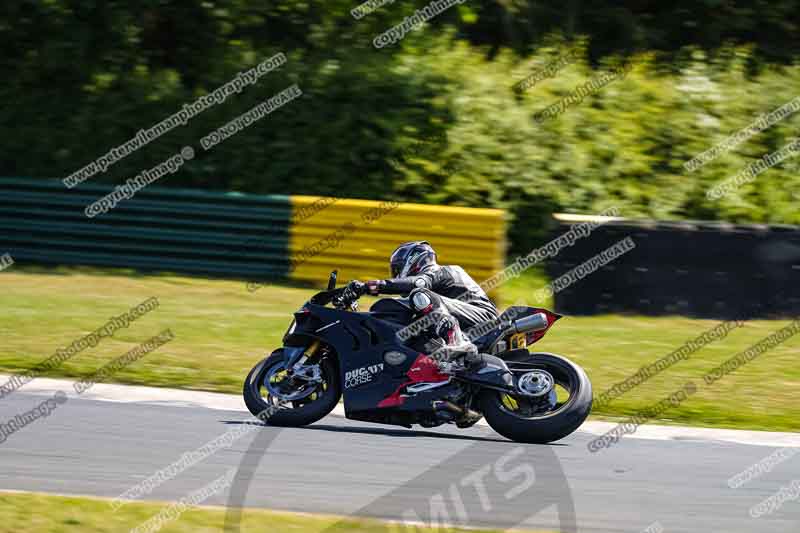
267;341;324;402
284;339;321;375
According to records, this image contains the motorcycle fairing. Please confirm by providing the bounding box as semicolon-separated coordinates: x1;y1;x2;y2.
285;303;446;422
282;298;549;428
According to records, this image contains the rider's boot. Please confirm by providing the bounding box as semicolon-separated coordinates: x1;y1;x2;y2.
407;289;482;373
423;316;481;373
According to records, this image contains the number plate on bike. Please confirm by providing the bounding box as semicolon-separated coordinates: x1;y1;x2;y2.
509;332;527;349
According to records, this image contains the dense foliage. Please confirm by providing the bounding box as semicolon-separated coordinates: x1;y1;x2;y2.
3;1;799;252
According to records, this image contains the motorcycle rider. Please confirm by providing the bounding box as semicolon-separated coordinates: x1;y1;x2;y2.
342;241;499;365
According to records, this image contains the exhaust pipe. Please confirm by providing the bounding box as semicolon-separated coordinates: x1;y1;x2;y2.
433;401;483;424
511;312;549;334
488;312;551;353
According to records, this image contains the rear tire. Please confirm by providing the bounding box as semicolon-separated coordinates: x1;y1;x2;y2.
243;350;341;427
479;352;592;444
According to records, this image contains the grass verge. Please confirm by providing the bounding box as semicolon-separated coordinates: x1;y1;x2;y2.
1;267;798;432
0;491;553;533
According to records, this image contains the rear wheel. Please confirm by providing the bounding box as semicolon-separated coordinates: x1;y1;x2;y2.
479;352;591;444
243;349;341;426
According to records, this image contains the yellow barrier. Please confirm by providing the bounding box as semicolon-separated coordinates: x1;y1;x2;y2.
288;196;506;288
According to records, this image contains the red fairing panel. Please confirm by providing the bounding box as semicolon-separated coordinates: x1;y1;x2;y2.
377;354;449;408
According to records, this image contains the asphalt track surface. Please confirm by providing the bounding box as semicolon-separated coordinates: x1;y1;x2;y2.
1;388;798;533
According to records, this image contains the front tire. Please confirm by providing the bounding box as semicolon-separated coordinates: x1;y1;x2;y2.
479;352;592;444
243;349;341;426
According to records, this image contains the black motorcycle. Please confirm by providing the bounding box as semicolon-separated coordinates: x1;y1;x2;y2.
244;271;592;443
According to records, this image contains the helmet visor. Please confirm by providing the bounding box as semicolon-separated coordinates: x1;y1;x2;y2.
390;253;406;278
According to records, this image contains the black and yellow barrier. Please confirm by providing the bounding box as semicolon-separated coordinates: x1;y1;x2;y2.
288;195;506;286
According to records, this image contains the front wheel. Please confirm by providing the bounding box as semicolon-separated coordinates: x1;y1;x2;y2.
243;349;341;426
479;352;592;444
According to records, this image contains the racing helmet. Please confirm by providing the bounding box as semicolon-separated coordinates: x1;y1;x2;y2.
390;241;437;278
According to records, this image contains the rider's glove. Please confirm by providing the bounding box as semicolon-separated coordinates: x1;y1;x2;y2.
365;280;385;295
343;280;366;301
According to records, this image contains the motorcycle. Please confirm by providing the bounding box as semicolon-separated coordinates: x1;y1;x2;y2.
243;271;592;443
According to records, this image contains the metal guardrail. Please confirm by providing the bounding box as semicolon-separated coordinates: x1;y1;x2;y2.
288;195;506;286
0;179;507;287
0;177;291;279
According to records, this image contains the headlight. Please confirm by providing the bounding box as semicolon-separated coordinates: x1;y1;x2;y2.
286;320;297;336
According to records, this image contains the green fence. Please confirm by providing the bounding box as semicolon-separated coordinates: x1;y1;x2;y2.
0;177;292;279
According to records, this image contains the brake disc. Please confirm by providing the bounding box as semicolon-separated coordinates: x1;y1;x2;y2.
264;364;319;401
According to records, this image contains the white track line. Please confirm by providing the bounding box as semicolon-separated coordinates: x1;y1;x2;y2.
1;374;244;412
4;374;799;448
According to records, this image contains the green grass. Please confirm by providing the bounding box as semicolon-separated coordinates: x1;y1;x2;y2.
1;267;798;432
0;491;555;533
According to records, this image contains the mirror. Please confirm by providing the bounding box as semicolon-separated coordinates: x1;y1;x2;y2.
327;270;337;290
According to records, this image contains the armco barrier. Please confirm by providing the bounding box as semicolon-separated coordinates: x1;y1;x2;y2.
0;179;506;287
0;177;292;279
288;195;506;285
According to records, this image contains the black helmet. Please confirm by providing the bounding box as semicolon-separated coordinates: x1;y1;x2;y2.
390;241;437;278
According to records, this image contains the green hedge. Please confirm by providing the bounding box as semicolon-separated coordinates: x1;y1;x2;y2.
3;2;800;254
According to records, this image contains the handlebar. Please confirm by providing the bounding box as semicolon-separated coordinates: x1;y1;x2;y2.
309;287;359;310
308;270;360;310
